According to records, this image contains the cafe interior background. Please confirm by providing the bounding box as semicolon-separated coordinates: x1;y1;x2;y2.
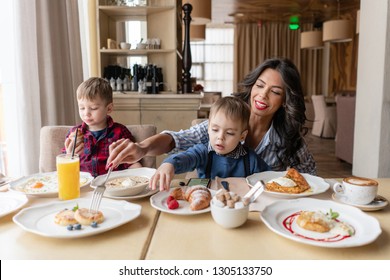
0;0;389;179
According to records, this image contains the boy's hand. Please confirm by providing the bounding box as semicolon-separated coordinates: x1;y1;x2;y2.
64;129;84;155
149;163;174;192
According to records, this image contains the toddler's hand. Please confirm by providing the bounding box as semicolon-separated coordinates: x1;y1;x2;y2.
149;163;174;192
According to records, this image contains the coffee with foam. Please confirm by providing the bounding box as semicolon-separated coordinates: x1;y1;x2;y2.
344;176;378;187
333;176;378;205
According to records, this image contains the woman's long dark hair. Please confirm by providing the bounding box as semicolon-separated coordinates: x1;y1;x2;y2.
233;58;308;163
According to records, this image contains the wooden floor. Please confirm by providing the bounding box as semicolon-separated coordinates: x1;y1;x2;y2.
304;131;352;178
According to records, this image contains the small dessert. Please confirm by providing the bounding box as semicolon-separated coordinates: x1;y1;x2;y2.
296;209;355;236
54;209;78;226
265;168;310;194
212;188;249;209
74;208;105;226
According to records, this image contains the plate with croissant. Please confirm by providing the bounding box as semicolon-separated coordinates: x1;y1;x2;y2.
246;168;329;198
150;185;215;215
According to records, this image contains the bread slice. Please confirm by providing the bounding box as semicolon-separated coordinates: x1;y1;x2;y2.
265;168;310;194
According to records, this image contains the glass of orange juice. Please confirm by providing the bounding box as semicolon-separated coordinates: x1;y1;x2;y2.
56;154;80;200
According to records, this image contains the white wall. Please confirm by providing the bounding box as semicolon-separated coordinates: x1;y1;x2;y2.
353;0;390;177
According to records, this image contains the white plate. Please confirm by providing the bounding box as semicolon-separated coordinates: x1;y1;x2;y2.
150;189;216;215
0;191;28;218
260;198;382;248
9;171;93;197
246;171;329;198
332;193;389;211
104;187;158;200
13;198;141;238
90;167;156;197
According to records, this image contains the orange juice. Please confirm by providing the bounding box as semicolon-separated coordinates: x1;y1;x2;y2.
56;154;80;200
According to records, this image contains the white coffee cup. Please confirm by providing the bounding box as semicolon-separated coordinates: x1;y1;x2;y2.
333;176;378;205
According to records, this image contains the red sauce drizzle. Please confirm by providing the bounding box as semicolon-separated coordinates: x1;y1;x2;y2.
283;211;352;243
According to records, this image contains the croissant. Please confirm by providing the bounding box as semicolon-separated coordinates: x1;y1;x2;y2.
170;185;211;211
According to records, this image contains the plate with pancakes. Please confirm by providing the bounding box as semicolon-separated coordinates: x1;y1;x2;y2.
246;169;329;198
260;198;382;248
12;198;141;238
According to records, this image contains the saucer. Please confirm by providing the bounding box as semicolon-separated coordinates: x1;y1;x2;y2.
332;193;389;211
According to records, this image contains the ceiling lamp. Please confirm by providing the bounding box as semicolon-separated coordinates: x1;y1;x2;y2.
186;0;211;25
182;24;206;42
301;30;323;49
322;0;353;42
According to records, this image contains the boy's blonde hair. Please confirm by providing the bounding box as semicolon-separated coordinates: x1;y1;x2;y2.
209;96;250;130
77;77;113;105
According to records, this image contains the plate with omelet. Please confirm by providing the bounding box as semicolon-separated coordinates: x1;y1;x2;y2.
246;169;329;198
9;171;93;197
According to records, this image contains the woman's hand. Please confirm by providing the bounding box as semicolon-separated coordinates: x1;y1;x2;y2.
106;138;146;169
149;163;174;191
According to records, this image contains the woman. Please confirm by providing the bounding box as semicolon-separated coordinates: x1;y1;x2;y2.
106;57;316;175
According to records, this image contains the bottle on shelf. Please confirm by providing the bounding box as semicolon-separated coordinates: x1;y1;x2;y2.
132;64;138;92
145;64;153;94
123;75;129;91
152;65;159;94
116;77;123;91
156;67;163;92
110;77;116;90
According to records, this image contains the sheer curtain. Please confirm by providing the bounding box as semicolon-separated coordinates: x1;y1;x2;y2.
233;22;322;97
0;0;83;177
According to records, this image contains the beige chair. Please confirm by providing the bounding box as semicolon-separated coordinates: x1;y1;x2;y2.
335;95;356;164
39;124;157;172
311;95;337;138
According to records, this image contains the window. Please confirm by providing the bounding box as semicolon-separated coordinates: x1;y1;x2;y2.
190;26;234;96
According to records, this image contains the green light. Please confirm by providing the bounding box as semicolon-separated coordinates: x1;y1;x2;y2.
289;15;300;30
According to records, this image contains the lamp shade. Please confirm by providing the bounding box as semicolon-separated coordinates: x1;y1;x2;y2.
301;31;324;49
186;0;211;25
182;24;206;41
323;19;353;42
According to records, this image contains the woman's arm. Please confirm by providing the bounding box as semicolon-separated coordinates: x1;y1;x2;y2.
106;133;175;169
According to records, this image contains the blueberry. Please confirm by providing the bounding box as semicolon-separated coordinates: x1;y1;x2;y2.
67;225;74;231
91;221;98;228
74;224;82;230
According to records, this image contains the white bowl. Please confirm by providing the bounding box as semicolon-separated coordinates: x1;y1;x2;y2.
210;200;249;228
91;168;155;197
120;42;131;49
136;43;147;49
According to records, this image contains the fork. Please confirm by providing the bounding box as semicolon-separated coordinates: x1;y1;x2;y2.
89;167;112;213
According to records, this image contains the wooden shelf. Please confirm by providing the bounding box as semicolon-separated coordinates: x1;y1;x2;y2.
99;5;174;20
100;49;175;56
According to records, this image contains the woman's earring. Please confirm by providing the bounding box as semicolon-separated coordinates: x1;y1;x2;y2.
240;140;245;145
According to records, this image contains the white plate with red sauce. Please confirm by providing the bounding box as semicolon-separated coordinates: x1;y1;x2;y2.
260;198;381;248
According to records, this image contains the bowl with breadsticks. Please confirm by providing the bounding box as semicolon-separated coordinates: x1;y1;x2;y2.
210;189;250;228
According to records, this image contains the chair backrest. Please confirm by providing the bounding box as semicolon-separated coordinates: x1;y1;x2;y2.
39;124;157;173
311;95;327;121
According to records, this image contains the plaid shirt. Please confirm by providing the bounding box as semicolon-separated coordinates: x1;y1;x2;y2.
162;120;317;175
63;116;132;177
